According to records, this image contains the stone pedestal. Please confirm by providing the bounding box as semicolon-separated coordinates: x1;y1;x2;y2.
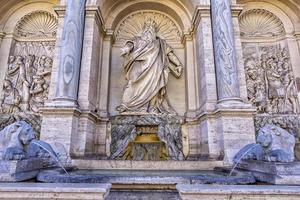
132;142;167;161
0;158;50;182
109;114;184;161
238;160;300;185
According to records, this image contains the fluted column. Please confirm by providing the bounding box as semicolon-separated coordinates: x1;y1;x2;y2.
55;0;86;106
211;0;241;103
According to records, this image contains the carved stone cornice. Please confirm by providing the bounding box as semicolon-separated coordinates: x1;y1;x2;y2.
0;32;5;42
54;5;105;33
85;6;105;34
231;4;244;17
191;5;211;30
40;106;82;117
294;32;300;40
191;4;244;30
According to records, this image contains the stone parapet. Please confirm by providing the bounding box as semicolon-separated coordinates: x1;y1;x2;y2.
0;183;111;200
177;184;300;200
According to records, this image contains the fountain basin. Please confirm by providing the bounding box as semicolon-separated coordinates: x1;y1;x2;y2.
37;168;256;185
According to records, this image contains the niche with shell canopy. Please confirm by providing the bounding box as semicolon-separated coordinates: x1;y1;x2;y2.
108;10;186;116
0;10;58;131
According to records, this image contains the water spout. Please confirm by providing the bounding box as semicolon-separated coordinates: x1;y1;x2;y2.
31;140;70;176
228;144;259;176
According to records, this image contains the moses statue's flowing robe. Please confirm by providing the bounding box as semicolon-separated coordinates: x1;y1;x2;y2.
119;37;178;114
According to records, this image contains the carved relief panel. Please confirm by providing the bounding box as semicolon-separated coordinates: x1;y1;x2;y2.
0;11;57;130
240;9;299;115
243;43;299;114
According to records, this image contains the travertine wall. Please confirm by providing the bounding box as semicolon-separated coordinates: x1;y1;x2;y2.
0;0;299;164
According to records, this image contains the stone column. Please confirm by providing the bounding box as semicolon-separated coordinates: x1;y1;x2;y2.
211;0;241;103
209;1;256;164
54;0;86;106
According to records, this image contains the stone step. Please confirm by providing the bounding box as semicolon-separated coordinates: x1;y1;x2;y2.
0;183;111;200
106;190;181;200
72;159;224;170
176;184;300;200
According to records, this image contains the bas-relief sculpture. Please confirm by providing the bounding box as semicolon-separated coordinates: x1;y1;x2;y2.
116;18;183;114
0;10;57;131
244;45;299;114
0;41;54;131
240;9;300;160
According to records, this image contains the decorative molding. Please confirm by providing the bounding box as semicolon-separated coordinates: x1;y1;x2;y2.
115;10;183;43
14;11;58;40
191;5;211;30
0;32;5;43
239;9;285;39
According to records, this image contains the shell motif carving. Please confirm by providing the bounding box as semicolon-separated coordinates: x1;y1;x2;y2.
115;11;182;43
15;11;58;39
239;9;285;38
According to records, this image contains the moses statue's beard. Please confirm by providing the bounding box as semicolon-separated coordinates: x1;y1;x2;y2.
141;29;156;42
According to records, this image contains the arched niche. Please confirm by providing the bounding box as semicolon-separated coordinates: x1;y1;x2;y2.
99;0;194;22
238;0;300;33
239;7;300;116
0;3;58;130
101;1;192;117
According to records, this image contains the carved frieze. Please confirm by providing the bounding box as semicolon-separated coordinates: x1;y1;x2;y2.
243;44;299;114
115;11;182;43
1;41;54;117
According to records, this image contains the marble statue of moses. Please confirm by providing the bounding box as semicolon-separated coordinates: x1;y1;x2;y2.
116;19;183;114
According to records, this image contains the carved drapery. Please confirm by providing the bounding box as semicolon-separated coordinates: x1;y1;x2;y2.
211;0;241;101
114;10;182;44
0;11;57;131
55;0;86;103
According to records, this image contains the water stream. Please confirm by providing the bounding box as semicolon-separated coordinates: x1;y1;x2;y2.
31;140;70;176
228;144;260;176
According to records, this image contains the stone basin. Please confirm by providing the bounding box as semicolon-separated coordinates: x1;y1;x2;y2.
37;168;256;185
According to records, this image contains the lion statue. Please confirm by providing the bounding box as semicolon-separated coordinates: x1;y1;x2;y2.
0;121;37;160
234;124;295;163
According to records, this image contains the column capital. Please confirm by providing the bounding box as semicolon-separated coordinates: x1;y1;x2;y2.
192;5;211;30
0;32;5;43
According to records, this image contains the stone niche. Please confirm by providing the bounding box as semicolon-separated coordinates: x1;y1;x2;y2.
108;10;186;117
240;9;300;159
0;10;57;132
105;10;188;161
